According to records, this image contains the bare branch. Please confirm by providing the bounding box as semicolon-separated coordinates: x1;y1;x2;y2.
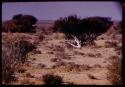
66;35;81;48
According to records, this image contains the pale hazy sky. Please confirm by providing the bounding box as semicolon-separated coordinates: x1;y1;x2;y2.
2;1;122;21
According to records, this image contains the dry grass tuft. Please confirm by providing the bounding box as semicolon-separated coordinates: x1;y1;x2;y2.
87;53;96;57
53;45;71;60
105;41;118;48
107;56;122;85
2;42;20;84
50;58;61;62
2;33;36;84
26;73;34;78
18;68;26;73
88;74;98;80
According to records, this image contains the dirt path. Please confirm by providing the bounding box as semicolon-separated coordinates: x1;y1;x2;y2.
13;33;119;85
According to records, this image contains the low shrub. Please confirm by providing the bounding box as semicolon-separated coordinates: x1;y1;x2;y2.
42;74;63;86
15;39;36;63
50;58;61;62
87;53;96;57
2;43;19;84
2;14;37;33
2;34;36;84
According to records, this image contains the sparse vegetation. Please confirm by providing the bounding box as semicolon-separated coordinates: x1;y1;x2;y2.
95;53;102;58
88;74;98;80
2;33;36;84
2;50;18;84
107;56;122;85
87;53;96;57
115;46;122;55
18;68;26;73
37;63;46;68
105;41;118;48
2;13;121;85
32;49;41;54
17;40;36;63
26;73;34;78
38;34;45;41
2;44;19;84
52;45;71;60
50;58;61;62
93;64;102;68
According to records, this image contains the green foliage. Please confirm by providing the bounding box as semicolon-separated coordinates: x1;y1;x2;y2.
53;15;113;45
53;15;82;36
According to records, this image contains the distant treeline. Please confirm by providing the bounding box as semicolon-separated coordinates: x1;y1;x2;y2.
2;14;113;36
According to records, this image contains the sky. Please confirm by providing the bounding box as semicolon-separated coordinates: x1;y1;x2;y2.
2;1;122;21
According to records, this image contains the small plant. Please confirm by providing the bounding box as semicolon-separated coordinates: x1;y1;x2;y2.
18;68;26;73
74;51;85;55
17;39;36;63
67;82;74;85
42;74;63;86
82;64;92;70
108;55;120;61
53;45;65;52
54;61;66;68
26;73;34;78
21;78;33;85
66;43;74;50
105;41;118;48
88;74;97;80
95;53;102;57
93;64;102;68
50;58;61;62
37;63;46;68
114;46;122;55
87;53;96;57
38;34;45;41
32;50;41;54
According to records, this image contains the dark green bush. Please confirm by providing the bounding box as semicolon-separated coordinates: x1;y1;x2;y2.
53;15;113;45
53;15;82;36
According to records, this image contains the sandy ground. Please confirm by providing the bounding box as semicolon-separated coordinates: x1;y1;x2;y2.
7;21;121;85
12;30;121;85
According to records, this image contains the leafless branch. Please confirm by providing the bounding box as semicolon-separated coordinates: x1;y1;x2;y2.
66;35;81;48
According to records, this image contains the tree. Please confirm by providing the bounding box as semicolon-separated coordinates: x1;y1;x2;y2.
2;14;38;33
53;15;113;48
